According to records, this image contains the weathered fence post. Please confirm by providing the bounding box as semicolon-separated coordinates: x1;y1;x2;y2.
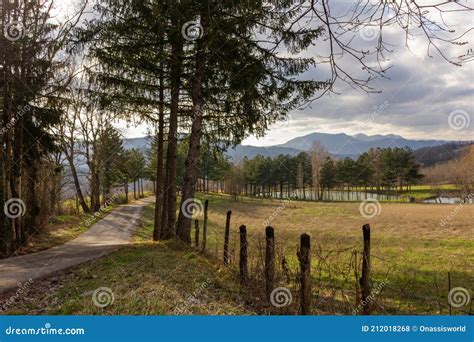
201;199;209;252
448;271;452;315
194;219;199;248
265;226;275;301
223;210;232;265
353;249;361;308
360;224;371;315
239;225;248;282
298;233;311;315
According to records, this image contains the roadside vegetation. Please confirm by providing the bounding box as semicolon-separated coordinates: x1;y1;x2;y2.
1;204;251;315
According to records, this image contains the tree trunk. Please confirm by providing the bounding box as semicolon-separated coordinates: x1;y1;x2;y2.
176;16;206;243
66;155;90;213
161;22;183;240
90;167;101;212
0;3;6;256
0;98;9;256
153;65;165;241
124;183;128;203
133;180;136;200
11;116;24;244
24;159;40;238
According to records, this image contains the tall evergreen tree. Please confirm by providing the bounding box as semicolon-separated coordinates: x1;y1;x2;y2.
176;0;325;242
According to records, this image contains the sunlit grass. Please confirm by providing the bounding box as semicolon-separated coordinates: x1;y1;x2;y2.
195;192;473;314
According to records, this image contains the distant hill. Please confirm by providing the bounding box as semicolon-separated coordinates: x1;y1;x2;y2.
123;136;152;151
225;132;450;161
225;145;302;160
412;142;473;167
275;132;447;156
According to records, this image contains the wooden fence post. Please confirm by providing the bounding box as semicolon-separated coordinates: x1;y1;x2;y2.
360;224;371;315
353;250;361;308
239;225;248;282
299;233;311;315
448;271;452;316
201;199;209;252
223;210;232;265
265;226;275;301
194;219;199;248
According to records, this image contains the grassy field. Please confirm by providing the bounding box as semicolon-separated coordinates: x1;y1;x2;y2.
195;193;473;314
397;184;461;200
3;194;472;315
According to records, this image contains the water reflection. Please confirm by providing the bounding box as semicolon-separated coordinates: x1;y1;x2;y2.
258;190;473;204
423;196;473;204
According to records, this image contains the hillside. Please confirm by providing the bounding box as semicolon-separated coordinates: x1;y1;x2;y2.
275;132;447;155
413;142;474;166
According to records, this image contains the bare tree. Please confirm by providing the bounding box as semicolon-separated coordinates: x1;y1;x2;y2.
309;141;329;200
225;163;245;200
298;0;474;98
451;146;474;198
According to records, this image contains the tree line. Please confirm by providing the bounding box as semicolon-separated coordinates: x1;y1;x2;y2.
223;145;424;200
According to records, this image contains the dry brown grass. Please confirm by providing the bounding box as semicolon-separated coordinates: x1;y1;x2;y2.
198;193;473;314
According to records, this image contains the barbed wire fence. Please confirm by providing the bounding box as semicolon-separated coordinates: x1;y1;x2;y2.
191;194;472;316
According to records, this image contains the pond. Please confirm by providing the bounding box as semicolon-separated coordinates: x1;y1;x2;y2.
423;196;473;204
259;190;474;204
263;189;401;202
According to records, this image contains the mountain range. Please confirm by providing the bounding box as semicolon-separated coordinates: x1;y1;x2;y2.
123;132;466;162
225;132;451;160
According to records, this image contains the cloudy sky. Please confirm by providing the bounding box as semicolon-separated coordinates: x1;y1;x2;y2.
108;1;473;146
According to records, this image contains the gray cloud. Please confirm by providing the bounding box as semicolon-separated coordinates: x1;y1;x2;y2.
244;14;473;146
